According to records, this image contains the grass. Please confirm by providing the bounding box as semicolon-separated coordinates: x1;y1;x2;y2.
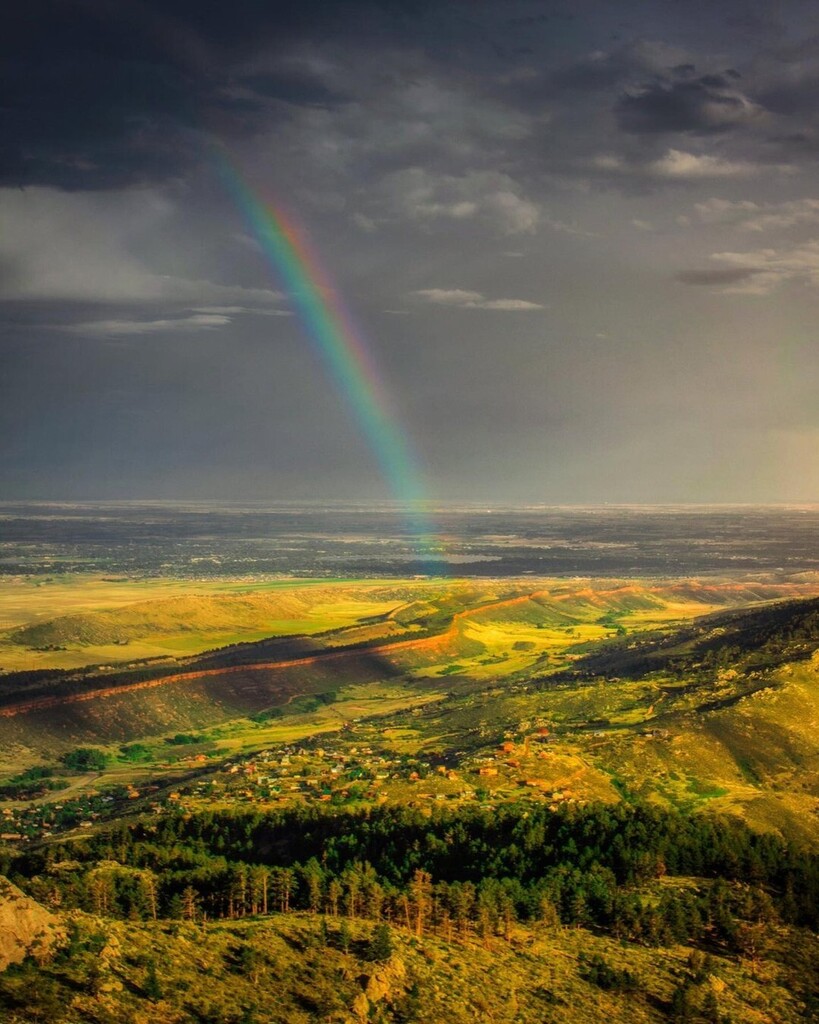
2;573;803;675
0;574;357;631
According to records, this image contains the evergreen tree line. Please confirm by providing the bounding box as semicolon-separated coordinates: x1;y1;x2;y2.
7;802;818;951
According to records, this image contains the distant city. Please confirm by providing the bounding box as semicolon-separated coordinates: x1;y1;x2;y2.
1;501;817;579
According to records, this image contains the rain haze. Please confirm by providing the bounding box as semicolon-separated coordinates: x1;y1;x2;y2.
3;0;819;504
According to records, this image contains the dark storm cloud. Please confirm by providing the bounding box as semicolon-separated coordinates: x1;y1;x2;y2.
0;0;431;188
617;72;759;134
757;71;819;117
4;0;815;192
675;267;760;286
239;72;349;107
503;39;672;109
547;54;628;93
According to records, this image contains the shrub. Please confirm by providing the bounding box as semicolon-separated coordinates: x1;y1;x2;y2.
579;953;639;992
60;747;109;771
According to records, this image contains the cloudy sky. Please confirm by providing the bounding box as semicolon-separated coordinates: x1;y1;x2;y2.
3;0;819;503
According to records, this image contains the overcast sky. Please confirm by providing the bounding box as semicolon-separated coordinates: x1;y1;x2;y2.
2;0;819;503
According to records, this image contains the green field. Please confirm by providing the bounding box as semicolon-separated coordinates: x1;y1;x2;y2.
0;575;441;671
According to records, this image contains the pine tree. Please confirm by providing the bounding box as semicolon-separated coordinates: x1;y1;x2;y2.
249;865;270;915
144;959;162;1001
139;871;158;921
702;988;721;1024
670;982;693;1023
302;858;324;914
327;878;342;918
181;885;198;922
87;872;115;917
539;895;559;928
409;869;432;938
343;864;362;919
367;922;393;963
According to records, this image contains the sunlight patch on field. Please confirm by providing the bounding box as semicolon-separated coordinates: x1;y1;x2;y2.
0;577;429;671
0;575;255;631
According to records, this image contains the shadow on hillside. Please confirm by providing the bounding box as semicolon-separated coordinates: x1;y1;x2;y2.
0;638;408;749
192;641;406;718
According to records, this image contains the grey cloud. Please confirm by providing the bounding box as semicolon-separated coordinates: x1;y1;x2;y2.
592;148;772;181
756;68;819;116
239;71;349;108
190;306;293;316
676;267;761;285
3;0;816;203
709;241;819;290
677;239;819;294
617;74;761;134
487;42;805;195
369;169;540;235
691;198;763;223
1;31;201;189
693;197;819;230
0;0;438;189
0;186;284;308
649;149;769;177
534;39;692;98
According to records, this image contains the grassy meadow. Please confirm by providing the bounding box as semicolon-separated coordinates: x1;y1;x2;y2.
0;575;433;672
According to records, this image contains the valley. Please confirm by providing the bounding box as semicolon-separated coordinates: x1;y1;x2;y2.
2;506;819;1024
2;573;819;846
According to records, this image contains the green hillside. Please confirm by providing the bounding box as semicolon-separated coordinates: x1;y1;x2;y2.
0;581;431;671
2;575;813;674
2;908;816;1024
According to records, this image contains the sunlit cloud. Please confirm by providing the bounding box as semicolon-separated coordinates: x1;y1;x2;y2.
59;314;234;336
693;197;819;231
677;239;819;293
414;289;545;310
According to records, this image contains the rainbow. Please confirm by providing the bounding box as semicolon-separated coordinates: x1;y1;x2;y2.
214;153;439;563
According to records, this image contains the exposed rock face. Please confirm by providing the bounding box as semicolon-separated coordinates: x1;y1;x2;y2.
0;876;59;971
351;957;408;1020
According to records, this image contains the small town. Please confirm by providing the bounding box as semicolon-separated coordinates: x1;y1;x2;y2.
0;723;586;845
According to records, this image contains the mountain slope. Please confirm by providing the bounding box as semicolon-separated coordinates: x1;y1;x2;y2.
0;906;816;1024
